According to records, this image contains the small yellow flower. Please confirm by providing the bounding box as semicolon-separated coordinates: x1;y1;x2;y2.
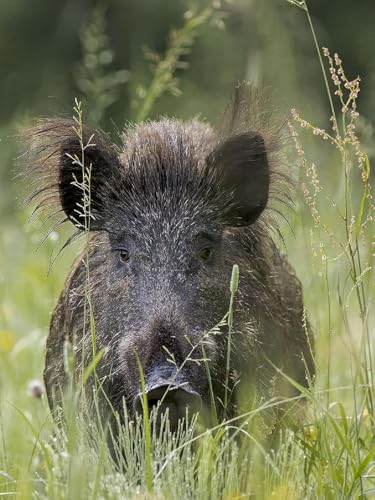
362;407;373;421
271;483;298;500
0;330;16;352
304;424;318;442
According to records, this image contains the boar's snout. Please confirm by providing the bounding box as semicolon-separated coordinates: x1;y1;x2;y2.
133;365;202;432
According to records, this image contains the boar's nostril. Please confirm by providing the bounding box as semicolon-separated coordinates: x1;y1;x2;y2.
133;384;202;425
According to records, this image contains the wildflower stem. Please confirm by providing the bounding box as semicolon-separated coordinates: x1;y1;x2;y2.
304;1;339;134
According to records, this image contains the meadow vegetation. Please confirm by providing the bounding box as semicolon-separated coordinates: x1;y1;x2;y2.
0;1;374;498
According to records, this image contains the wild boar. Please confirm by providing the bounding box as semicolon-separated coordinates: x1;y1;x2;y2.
24;87;314;433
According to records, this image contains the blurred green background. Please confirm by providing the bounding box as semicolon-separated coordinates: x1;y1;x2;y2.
1;0;375;215
0;0;374;399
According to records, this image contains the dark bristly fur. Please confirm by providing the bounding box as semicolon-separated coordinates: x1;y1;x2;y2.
22;85;314;434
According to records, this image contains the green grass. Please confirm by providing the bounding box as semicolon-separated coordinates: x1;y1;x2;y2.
1;1;374;498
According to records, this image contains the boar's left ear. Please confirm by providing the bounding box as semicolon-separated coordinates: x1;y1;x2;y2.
207;132;270;226
24;118;122;231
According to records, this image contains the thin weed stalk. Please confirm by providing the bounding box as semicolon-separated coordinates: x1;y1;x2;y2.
223;264;239;419
66;99;103;396
136;355;153;493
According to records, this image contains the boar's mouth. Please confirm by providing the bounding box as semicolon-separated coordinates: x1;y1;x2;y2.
133;364;202;432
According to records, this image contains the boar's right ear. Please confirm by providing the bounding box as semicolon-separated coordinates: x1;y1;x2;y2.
24;119;121;230
207;132;270;226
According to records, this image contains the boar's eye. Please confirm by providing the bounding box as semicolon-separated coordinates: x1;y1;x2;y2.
199;247;213;262
119;249;131;263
